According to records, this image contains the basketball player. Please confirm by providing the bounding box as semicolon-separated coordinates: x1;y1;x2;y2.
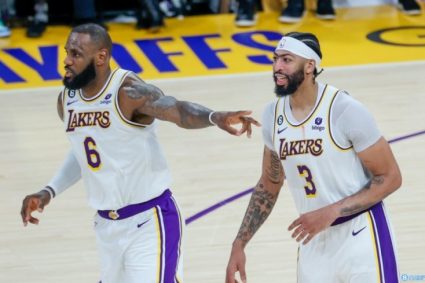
225;32;402;283
20;23;260;283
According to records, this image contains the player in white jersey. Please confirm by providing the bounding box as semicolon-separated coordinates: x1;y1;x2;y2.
20;23;260;283
226;32;402;283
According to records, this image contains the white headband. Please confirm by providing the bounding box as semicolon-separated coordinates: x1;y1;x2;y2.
275;36;321;68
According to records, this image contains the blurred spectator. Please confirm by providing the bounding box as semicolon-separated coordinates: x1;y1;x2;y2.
279;0;335;23
398;0;422;15
234;0;257;26
72;0;106;26
0;0;14;38
26;0;48;38
159;0;184;19
136;0;165;32
0;17;10;37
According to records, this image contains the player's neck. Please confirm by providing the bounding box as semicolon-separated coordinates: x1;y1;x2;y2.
81;68;112;98
289;80;318;111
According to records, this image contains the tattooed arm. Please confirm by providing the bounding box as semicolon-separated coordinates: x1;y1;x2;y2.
336;137;401;215
288;137;402;245
118;74;260;135
226;146;284;283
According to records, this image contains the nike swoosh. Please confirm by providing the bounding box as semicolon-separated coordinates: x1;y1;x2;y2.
277;127;288;134
67;100;78;106
352;226;366;236
137;219;150;228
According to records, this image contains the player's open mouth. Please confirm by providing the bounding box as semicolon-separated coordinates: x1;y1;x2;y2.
64;68;73;78
275;74;287;85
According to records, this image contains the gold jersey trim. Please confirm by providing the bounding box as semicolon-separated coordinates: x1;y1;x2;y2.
114;71;152;128
78;68;119;103
328;90;353;151
283;84;328;128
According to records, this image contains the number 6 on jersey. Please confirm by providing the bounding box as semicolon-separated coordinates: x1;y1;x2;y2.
84;137;101;170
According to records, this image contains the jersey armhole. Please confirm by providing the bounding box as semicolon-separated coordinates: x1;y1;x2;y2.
328;91;353;151
114;71;153;129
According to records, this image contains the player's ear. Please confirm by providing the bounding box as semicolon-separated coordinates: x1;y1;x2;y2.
305;60;315;75
96;48;109;66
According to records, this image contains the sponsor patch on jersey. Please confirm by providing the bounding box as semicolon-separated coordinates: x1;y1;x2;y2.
100;93;112;105
315;117;322;125
312;117;325;131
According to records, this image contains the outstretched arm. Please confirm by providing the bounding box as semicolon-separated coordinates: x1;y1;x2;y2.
119;74;260;136
226;146;284;283
288;137;402;245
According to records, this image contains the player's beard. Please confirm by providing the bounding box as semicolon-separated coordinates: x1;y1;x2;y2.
63;60;96;90
274;67;305;97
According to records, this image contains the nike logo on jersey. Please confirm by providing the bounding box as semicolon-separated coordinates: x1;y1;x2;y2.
277;127;288;134
67;100;78;106
352;226;366;236
137;220;150;228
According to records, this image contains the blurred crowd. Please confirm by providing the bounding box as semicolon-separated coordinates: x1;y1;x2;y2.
0;0;423;38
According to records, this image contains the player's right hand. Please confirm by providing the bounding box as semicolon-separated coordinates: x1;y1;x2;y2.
225;242;247;283
20;190;51;226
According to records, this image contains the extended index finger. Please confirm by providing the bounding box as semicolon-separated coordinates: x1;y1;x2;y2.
245;117;261;127
288;217;302;231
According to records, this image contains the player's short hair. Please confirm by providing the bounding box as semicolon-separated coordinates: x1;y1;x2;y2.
284;32;322;59
284;32;323;77
71;23;112;53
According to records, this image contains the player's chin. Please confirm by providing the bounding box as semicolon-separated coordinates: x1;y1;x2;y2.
62;77;73;88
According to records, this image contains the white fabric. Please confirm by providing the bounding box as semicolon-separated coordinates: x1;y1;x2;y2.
47;150;82;196
261;83;396;282
298;207;395;282
261;84;381;154
275;36;321;68
94;196;184;283
331;91;381;152
62;68;172;210
262;83;374;213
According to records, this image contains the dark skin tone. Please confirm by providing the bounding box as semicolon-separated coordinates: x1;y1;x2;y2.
225;50;402;283
21;31;261;226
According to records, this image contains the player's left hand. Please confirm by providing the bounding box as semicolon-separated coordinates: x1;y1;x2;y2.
212;111;261;138
288;205;339;245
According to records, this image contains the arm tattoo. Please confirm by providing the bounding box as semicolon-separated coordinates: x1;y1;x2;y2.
266;151;283;184
338;176;385;217
236;183;279;245
174;101;212;129
125;82;212;128
125;83;163;101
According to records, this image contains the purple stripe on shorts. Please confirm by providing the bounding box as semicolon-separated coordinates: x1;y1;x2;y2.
371;202;399;283
159;197;182;283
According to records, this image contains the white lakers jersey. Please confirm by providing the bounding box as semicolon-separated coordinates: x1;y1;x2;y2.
267;83;371;214
62;68;172;210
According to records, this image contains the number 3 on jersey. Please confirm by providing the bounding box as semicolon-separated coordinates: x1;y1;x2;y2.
84;137;102;170
297;165;317;197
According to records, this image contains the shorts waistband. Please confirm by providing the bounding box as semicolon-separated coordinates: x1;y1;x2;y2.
331;201;381;226
98;189;171;220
